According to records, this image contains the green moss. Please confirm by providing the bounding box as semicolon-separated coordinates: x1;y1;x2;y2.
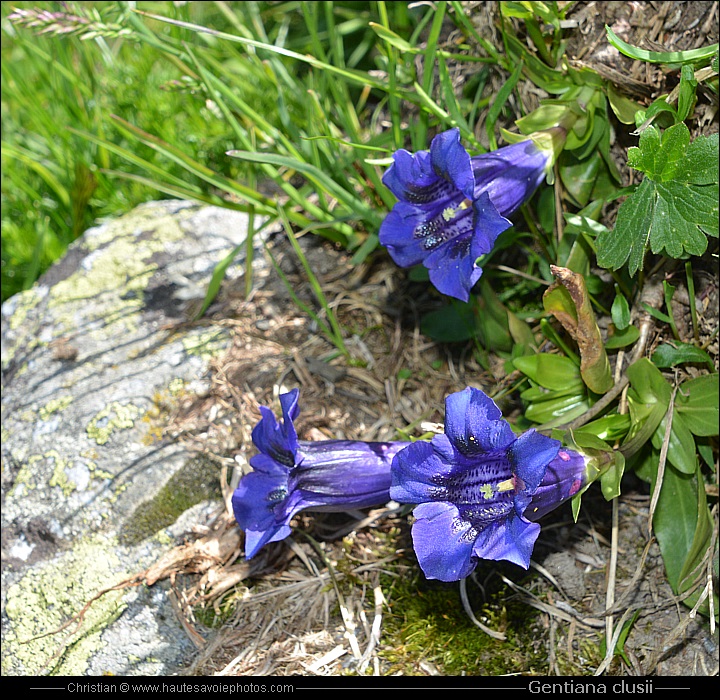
86;401;142;445
119;454;221;545
2;536;130;676
379;568;546;675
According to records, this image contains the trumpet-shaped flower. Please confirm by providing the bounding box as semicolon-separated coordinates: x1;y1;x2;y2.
390;386;582;581
379;128;562;301
232;388;410;558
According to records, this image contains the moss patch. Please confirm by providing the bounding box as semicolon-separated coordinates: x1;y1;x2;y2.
119;455;221;545
379;568;546;675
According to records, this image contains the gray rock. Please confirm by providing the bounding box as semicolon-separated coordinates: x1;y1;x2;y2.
1;200;262;676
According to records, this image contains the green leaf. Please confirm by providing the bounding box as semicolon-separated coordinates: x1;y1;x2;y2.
475;280;513;352
563;212;610;239
577;413;632;443
599;609;640;666
652;463;703;594
513;354;582;390
677;64;698;122
605;25;719;65
606;82;642;124
611;291;631;330
677;466;716;615
600;450;626;500
486;58;525;150
543;267;613;394
651;342;715;370
525;393;590;427
676;374;719;436
596;124;719;275
605;324;640;349
622;358;672;458
651;412;698;475
368;22;414;52
420;302;477;343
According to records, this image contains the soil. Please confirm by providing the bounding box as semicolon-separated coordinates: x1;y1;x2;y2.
134;1;718;678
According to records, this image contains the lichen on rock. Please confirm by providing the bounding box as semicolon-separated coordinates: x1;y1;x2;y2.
1;200;265;676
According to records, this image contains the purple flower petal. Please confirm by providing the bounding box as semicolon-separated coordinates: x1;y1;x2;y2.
411;501;478;581
424;233;482;303
383;149;461;205
469;191;513;260
509;429;560;513
390;439;453;504
232;471;292;558
444;387;515;456
472;513;541;569
473;139;550;218
251;388;300;466
526;448;589;521
430;128;475;200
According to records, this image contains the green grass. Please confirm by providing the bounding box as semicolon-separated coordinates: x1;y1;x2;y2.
1;2;245;300
1;1;465;302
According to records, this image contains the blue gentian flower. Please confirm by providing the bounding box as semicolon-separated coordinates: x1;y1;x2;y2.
525;448;590;523
389;386;565;581
232;388;410;558
379;128;562;301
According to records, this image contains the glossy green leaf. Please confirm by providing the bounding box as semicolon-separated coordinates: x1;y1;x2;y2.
606;82;642;124
651;342;715;370
521;382;585;402
605;25;719;65
651;412;698;475
563;212;610;239
525;393;590;427
677;64;698;122
515;104;569;135
651;463;702;593
611;291;631;330
605;324;640;349
622;358;672;459
677;466;716;615
600;450;625;500
577;413;632;443
513;354;582;390
676;373;719;436
368;22;414;52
